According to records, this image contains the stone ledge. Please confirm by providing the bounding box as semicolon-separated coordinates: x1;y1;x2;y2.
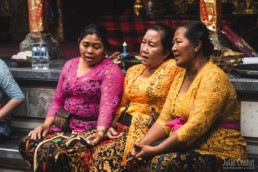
228;73;258;92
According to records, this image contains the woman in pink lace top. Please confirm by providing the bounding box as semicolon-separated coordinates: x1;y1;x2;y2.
47;55;123;133
18;24;124;171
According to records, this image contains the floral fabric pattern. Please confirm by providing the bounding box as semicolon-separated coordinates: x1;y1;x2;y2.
19;132;71;172
130;151;224;172
67;123;128;172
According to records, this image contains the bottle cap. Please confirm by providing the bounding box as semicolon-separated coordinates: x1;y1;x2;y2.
41;44;47;47
123;41;127;46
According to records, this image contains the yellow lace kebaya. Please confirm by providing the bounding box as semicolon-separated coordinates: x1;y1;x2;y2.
157;60;247;161
118;59;182;165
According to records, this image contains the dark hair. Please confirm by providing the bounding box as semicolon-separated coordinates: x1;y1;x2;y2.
78;23;109;51
177;21;214;57
147;23;174;59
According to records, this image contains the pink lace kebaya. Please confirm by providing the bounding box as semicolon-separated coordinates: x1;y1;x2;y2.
47;57;124;132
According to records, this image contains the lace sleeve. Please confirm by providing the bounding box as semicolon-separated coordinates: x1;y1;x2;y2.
176;71;230;146
46;62;69;117
97;64;124;128
0;60;24;101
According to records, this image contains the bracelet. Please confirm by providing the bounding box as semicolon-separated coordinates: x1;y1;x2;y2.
97;128;105;133
96;129;106;138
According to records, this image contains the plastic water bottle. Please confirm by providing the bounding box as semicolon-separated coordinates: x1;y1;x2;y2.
31;44;40;70
40;44;49;70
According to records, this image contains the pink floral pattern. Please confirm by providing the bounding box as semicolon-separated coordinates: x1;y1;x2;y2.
47;57;124;132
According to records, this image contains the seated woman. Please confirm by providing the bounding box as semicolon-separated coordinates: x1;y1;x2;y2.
67;23;182;171
0;59;25;141
128;21;247;171
18;24;124;171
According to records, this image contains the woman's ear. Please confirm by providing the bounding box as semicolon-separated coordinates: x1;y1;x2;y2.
194;40;202;53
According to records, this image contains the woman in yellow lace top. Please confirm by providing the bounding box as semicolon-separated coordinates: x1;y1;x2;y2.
67;23;182;171
128;21;247;171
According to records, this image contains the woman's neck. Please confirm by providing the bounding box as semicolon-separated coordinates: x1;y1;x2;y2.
146;66;158;74
138;57;168;79
185;57;208;81
137;65;159;79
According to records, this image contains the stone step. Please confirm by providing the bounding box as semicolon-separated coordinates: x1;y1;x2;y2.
0;129;31;170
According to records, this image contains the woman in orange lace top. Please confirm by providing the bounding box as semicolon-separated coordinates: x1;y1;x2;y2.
67;23;182;171
128;21;247;171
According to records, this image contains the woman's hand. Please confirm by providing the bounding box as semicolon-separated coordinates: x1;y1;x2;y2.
106;126;123;139
87;132;105;145
28;124;50;140
127;143;156;163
